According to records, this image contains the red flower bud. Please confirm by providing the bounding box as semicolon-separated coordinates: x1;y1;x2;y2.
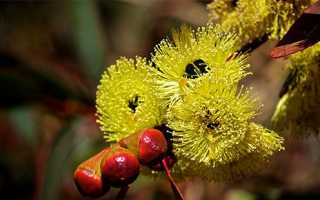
74;148;111;198
101;147;140;187
138;128;168;165
74;168;109;198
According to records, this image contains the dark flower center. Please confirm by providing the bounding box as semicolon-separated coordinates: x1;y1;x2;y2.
207;122;220;129
184;59;210;79
128;95;140;113
231;0;238;7
201;109;220;130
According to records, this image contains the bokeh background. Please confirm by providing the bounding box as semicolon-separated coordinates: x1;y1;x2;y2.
1;0;320;199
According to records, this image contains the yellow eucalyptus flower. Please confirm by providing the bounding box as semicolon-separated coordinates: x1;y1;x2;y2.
151;24;249;103
167;75;258;167
96;57;164;142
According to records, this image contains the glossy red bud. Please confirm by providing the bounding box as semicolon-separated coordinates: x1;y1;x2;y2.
101;147;140;187
74;148;111;198
138;128;168;165
74;168;109;198
149;154;176;171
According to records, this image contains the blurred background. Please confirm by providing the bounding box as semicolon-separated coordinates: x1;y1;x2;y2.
1;0;320;199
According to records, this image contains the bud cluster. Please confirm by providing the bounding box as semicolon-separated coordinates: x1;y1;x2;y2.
74;128;179;198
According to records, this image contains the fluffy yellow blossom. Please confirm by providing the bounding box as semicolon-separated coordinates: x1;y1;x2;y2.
151;24;249;103
96;57;164;142
167;73;282;168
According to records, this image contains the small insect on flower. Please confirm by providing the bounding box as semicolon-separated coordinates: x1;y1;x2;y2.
151;24;249;103
96;57;165;142
167;75;259;168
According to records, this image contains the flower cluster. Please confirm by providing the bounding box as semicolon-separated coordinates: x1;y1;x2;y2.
207;0;315;46
74;128;175;198
96;25;284;181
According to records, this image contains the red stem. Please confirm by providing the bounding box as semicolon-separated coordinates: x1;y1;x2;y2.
116;185;129;200
161;158;185;200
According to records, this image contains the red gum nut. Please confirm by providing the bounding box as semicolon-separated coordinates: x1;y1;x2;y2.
73;148;111;198
74;168;109;198
101;147;140;187
138;128;168;165
149;154;177;171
